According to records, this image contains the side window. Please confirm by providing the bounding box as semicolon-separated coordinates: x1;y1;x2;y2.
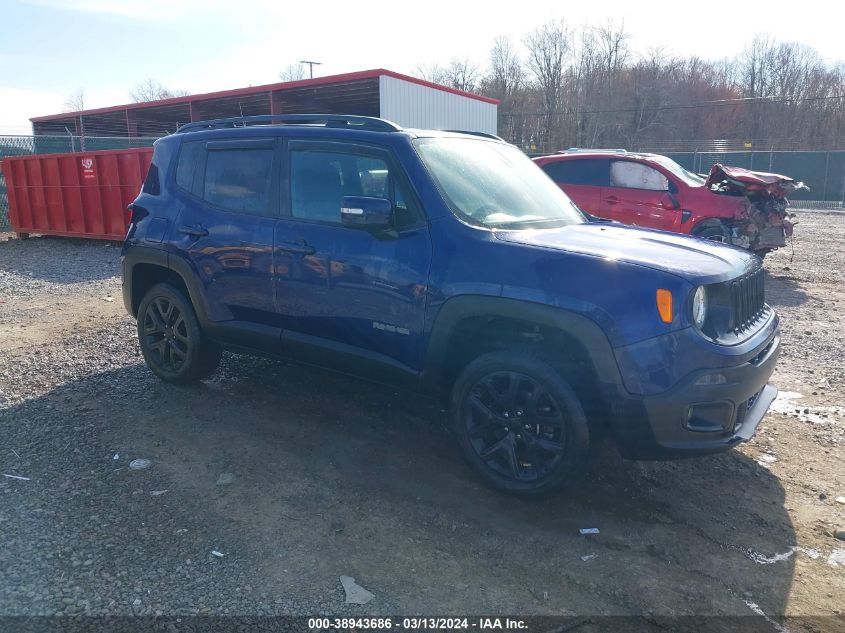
610;161;668;191
175;141;204;193
142;163;160;195
542;159;608;186
203;148;274;214
290;149;421;228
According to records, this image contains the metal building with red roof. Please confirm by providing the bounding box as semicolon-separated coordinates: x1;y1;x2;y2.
30;69;499;137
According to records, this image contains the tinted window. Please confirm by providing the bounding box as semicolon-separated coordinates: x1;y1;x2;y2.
203;148;274;214
175;141;204;193
610;160;668;191
290;149;420;228
142;164;160;195
541;158;609;186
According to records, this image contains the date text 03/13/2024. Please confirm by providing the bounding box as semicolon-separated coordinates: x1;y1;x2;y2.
307;617;528;630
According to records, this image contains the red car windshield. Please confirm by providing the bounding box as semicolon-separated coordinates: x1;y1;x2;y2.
649;155;705;186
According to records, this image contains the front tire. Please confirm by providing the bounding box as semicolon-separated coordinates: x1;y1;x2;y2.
692;221;729;243
450;351;590;498
137;283;222;384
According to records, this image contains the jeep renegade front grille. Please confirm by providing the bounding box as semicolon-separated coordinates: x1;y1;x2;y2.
729;268;765;333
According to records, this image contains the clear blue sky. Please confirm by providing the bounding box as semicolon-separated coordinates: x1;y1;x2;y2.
1;0;843;133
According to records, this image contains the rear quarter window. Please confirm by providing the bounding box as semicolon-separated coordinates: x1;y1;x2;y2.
175;141;205;194
541;158;609;186
142;163;160;195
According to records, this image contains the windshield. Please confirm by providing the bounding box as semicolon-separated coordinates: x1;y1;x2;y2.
414;137;585;229
650;154;705;186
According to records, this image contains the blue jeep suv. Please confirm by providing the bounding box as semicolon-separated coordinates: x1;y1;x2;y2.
122;114;780;496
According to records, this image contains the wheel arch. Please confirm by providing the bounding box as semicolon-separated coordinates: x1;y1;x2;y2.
690;217;729;238
123;247;209;325
421;297;624;418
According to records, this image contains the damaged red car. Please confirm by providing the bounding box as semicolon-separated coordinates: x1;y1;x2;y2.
534;150;803;255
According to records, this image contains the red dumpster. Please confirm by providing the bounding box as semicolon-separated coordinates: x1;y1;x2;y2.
1;147;153;240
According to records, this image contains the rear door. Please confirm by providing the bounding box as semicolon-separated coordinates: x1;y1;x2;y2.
170;137;279;329
539;158;609;216
273;139;431;380
602;160;678;230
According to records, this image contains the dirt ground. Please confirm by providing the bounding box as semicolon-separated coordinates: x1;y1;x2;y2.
0;212;843;631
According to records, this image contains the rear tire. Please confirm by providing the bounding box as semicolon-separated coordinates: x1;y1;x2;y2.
137;283;222;384
450;351;590;498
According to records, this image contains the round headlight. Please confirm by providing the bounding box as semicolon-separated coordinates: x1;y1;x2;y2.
692;286;707;329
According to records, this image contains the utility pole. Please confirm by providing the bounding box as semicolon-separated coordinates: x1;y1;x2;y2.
300;60;322;79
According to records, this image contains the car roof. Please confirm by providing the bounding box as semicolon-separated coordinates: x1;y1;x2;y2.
536;151;664;162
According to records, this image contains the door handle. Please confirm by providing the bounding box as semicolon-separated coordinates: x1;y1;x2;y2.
605;196;620;205
179;224;209;237
278;240;315;255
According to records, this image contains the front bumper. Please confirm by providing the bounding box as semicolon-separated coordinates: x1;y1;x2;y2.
610;332;780;459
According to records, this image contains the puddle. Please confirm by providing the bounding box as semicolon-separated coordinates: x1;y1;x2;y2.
746;545;821;564
769;391;844;424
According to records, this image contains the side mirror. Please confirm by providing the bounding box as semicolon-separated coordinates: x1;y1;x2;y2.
660;192;680;210
340;196;393;229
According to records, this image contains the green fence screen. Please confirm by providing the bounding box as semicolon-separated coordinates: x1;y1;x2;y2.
660;150;845;204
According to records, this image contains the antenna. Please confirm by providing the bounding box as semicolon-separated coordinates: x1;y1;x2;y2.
299;60;322;79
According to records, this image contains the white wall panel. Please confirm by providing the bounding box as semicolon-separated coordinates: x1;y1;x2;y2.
379;76;497;134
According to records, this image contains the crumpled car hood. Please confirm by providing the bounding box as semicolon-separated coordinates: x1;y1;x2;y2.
705;164;807;198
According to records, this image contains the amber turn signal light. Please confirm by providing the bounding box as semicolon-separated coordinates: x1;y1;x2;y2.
656;289;673;323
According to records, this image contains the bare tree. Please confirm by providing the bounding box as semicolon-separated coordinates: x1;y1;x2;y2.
596;19;630;75
437;25;843;151
524;19;571;149
130;78;190;103
484;36;526;144
623;48;681;148
445;58;480;92
63;89;85;112
486;36;524;99
279;63;307;81
415;63;449;85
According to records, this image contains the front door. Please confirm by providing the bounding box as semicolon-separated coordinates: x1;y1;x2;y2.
274;140;431;379
601;159;678;231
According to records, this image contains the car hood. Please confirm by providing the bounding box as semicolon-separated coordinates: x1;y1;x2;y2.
493;222;758;284
705;163;807;198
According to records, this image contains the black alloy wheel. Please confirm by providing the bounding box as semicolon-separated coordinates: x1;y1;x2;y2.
451;351;590;497
142;295;190;374
137;283;221;384
465;371;566;483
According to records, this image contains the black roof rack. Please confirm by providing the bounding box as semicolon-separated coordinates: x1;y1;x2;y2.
176;114;402;134
443;129;506;142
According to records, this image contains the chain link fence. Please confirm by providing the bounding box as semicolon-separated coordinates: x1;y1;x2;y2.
0;135;157;231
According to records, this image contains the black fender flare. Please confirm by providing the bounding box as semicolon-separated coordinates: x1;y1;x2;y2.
122;246;211;327
121;245;168;317
419;295;624;393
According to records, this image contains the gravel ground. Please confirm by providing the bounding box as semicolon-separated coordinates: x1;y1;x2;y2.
0;216;843;631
